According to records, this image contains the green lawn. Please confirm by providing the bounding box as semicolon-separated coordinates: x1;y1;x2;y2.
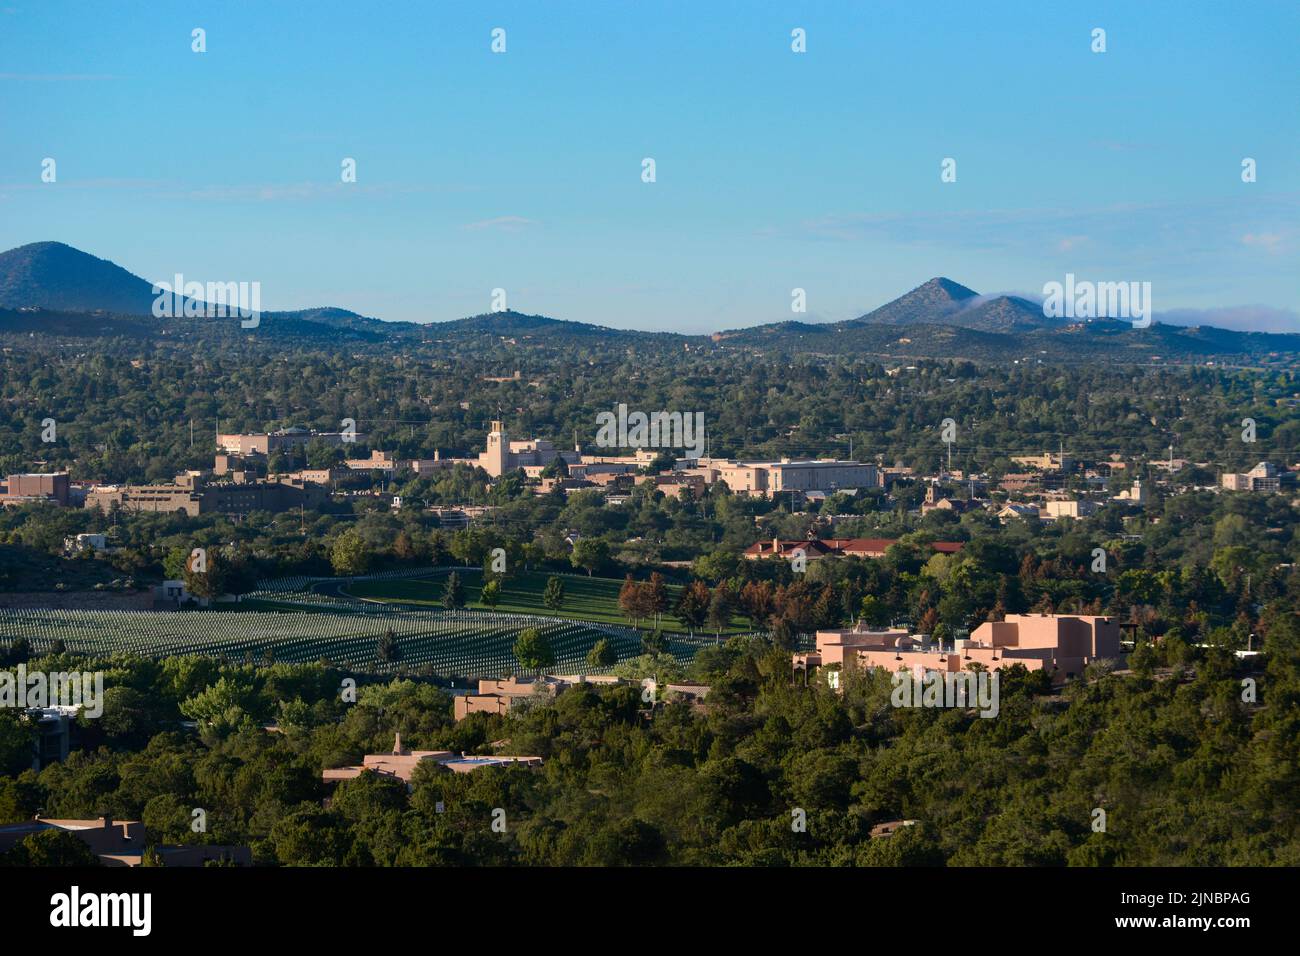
345;570;753;636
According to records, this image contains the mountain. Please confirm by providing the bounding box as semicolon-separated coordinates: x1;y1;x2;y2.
714;276;1299;364
0;241;160;314
0;243;1295;365
0;242;399;337
842;277;1057;332
846;276;978;324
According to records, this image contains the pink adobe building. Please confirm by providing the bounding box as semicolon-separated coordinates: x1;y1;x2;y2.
454;676;558;720
322;734;542;788
794;627;916;669
796;613;1121;684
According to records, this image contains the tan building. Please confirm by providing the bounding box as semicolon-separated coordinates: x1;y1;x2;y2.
346;449;403;472
1222;461;1292;493
694;458;878;498
322;734;541;786
86;472;327;516
798;613;1120;685
1041;499;1099;520
1;472;70;506
217;427;367;456
1011;452;1073;472
477;420;579;478
454;677;566;720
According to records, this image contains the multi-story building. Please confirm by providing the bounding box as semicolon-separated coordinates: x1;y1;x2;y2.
1222;461;1294;492
1041;499;1099;520
85;472;327;516
1;472;70;506
797;613;1120;685
681;457;877;498
477;420;580;478
217;426;367;457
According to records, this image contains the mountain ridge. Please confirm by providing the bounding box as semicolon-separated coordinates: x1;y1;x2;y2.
0;242;1295;364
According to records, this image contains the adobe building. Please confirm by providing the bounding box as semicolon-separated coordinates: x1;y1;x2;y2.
681;457;878;498
0;816;251;867
322;734;541;788
798;613;1120;685
794;627;915;669
477;420;579;478
1;472;70;506
85;472;327;517
1222;461;1294;493
217;426;368;457
454;676;566;721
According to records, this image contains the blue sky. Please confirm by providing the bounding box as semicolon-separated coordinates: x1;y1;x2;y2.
1;1;1297;332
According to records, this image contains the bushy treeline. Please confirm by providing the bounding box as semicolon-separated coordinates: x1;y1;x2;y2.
2;343;1295;484
2;599;1298;866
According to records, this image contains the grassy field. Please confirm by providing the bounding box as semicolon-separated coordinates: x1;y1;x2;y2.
0;605;713;677
345;570;753;636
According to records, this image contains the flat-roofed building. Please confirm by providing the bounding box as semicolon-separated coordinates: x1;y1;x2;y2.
0;816;250;867
217;427;367;456
1041;499;1099;520
86;473;327;516
477;420;579;478
800;613;1120;685
679;457;877;498
2;472;70;506
322;734;541;787
766;459;878;495
1010;452;1074;472
1222;461;1293;493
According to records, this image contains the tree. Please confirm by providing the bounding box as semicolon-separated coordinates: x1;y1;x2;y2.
1;637;32;666
586;637;616;670
480;578;502;609
182;549;229;601
331;529;373;576
543;576;565;611
570;538;609;577
514;627;555;673
739;580;775;625
5;829;101;867
442;571;465;610
707;583;734;639
675;580;710;635
377;627;398;663
859;594;889;628
917;607;940;637
619;574;645;629
647;572;670;628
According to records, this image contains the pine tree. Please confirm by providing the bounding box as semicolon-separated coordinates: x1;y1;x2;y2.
442;572;465;610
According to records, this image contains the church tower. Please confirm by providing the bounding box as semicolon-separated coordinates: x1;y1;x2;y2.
484;420;509;477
